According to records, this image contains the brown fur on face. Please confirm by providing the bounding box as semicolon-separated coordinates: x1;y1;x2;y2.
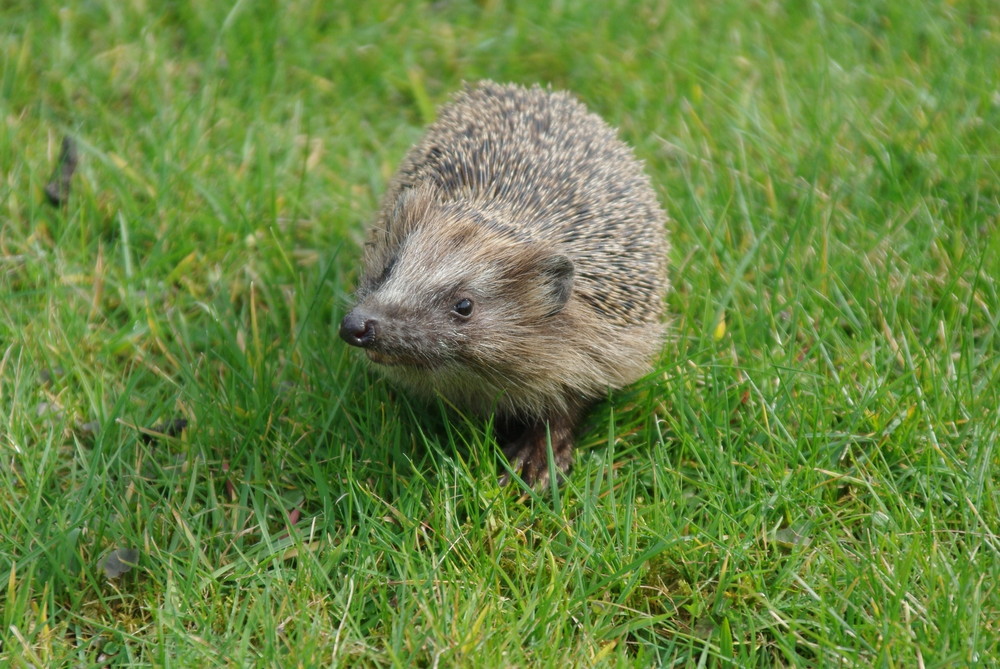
341;81;669;489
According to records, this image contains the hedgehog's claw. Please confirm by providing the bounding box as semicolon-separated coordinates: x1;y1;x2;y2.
498;413;575;491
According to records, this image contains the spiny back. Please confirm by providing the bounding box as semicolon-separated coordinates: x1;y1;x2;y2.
379;81;669;329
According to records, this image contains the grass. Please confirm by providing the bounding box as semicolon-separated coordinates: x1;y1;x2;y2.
1;0;998;665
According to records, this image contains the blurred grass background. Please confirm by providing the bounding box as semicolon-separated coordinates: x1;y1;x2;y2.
1;1;998;665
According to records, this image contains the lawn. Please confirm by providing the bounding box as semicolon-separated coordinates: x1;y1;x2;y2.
1;1;998;666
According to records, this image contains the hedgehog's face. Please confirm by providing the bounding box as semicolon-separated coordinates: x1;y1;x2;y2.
339;214;574;384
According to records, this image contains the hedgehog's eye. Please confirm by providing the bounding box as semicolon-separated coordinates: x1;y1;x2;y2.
452;298;474;318
372;255;397;288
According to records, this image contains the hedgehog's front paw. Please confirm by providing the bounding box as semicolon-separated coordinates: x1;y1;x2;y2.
498;418;574;490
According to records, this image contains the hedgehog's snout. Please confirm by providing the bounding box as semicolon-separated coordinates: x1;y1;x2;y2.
339;309;379;348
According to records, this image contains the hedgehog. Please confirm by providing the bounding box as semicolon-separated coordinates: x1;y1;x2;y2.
339;81;669;489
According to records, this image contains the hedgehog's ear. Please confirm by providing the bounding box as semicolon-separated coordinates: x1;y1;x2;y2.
537;252;574;317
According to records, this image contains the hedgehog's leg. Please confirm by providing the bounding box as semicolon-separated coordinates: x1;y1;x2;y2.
498;405;586;490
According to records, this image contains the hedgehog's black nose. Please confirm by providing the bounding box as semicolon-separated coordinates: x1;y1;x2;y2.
339;310;378;347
